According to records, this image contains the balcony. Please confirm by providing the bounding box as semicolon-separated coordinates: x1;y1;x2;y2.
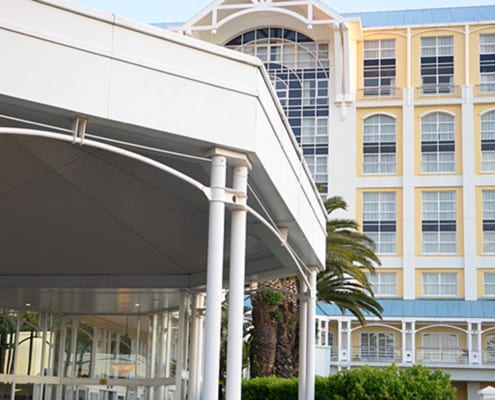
474;84;495;97
357;87;402;101
322;346;495;368
416;347;469;365
416;84;462;98
350;346;400;363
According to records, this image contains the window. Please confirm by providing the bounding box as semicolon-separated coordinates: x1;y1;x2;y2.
421;112;455;173
363;115;396;174
226;29;329;192
363;39;396;96
481;111;495;172
366;272;397;297
422;191;457;254
363;192;396;254
422;272;457;296
360;332;395;361
484;272;495;296
486;334;495;362
483;191;495;253
480;34;495;93
421;36;454;94
301;117;327;145
422;332;459;362
316;320;333;348
305;155;327;187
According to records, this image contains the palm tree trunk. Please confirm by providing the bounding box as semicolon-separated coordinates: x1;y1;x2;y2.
249;278;300;378
249;290;278;377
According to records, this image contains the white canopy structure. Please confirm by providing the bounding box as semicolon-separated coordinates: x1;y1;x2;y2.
0;1;327;399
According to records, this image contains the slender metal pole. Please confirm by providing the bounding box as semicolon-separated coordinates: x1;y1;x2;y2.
10;313;22;400
149;313;158;400
135;315;141;378
305;268;317;400
298;279;308;400
225;165;249;400
201;155;227;400
188;293;202;400
176;293;189;399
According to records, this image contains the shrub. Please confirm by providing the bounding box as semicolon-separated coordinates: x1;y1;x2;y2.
242;365;456;400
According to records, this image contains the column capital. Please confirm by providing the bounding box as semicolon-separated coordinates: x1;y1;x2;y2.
207;147;252;169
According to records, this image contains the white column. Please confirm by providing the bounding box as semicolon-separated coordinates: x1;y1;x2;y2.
201;154;227;400
411;321;416;363
188;293;204;400
226;165;249;400
305;269;317;400
402;82;416;299
298;280;308;400
462;81;477;300
341;24;351;101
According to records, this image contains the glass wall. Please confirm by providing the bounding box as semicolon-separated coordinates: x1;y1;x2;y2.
0;306;190;400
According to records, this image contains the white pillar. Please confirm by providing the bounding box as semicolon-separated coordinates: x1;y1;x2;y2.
201;154;227;400
305;269;317;400
188;293;204;400
298;279;308;400
226;165;249;400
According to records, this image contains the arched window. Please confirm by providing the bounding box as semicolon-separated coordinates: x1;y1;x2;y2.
421;112;455;173
226;28;330;191
363;114;396;174
481;111;495;172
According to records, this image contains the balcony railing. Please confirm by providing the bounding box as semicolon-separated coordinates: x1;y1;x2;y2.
326;346;489;366
416;347;468;365
357;87;402;101
474;84;495;97
416;84;462;98
351;346;400;363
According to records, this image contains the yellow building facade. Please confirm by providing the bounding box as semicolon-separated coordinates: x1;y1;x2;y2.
180;1;495;398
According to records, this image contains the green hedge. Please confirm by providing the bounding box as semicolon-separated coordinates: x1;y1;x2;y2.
242;365;456;400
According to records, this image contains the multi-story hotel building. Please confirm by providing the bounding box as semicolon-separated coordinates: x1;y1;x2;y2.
179;1;495;398
1;1;495;400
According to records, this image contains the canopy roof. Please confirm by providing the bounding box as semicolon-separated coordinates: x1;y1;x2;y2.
0;0;326;315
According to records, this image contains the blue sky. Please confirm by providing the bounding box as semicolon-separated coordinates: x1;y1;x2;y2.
74;0;495;24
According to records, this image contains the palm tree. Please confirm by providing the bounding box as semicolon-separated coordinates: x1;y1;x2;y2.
318;196;383;324
249;196;383;377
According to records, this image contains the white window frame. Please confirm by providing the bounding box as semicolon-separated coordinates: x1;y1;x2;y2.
480;34;495;94
360;332;395;361
304;154;327;184
363;192;397;254
482;111;495;172
422;332;459;363
483;190;495;254
363;115;396;175
484;272;495;297
366;272;397;297
421;272;458;297
363;39;396;96
421;191;457;254
421;112;455;174
486;333;495;362
420;36;454;94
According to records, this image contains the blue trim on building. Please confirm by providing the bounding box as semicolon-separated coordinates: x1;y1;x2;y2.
317;299;495;318
343;5;495;27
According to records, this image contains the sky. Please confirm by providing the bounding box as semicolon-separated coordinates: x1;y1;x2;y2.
74;0;495;24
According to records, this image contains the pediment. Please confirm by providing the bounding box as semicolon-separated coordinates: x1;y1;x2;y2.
180;0;345;34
